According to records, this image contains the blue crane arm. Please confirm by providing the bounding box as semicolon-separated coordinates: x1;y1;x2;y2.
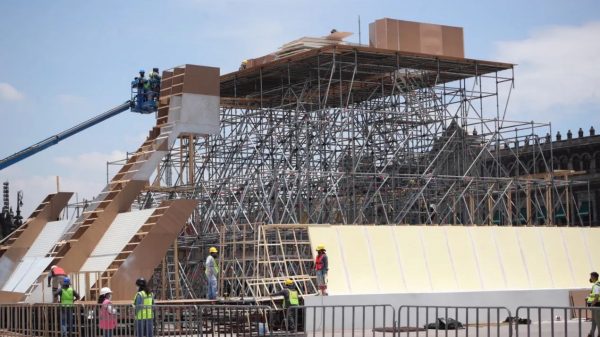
0;100;132;171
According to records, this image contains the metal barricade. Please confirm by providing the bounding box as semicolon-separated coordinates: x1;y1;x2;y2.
515;306;600;337
286;304;396;337
398;305;513;337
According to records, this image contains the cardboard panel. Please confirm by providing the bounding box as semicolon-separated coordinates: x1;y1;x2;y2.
394;226;431;292
181;65;220;97
419;23;444;56
397;20;421;55
337;227;378;294
442;26;465;58
495;227;529;289
0;192;72;288
308;226;350;295
517;227;553;289
541;228;575;288
367;226;406;293
109;200;198;300
470;227;505;290
446;227;481;291
563;228;592;288
422;227;457;291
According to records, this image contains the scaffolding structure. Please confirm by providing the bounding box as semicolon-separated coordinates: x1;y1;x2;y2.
107;45;586;299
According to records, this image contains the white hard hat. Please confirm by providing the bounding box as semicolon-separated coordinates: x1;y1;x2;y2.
100;287;112;296
50;265;57;270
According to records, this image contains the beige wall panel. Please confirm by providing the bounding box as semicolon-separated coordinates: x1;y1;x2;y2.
446;227;481;291
367;226;406;293
337;227;378;294
495;227;530;289
308;226;350;295
419;23;444;56
582;228;600;276
540;228;574;288
470;228;505;290
421;228;457;291
393;226;431;292
562;228;592;288
517;227;553;289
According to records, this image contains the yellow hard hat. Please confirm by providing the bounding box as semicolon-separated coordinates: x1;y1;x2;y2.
284;279;293;286
242;59;248;64
316;244;325;251
209;247;218;253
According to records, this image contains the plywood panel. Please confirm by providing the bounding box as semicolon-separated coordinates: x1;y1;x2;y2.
337;227;378;294
308;226;350;295
495;227;529;289
517;227;553;289
470;228;505;290
541;228;574;288
446;227;481;291
394;226;431;292
562;228;592;288
422;228;457;291
367;226;406;293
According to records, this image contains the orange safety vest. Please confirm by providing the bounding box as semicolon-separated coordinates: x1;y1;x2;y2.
53;267;66;276
315;254;325;271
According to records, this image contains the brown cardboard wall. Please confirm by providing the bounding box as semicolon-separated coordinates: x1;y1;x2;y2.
181;65;220;97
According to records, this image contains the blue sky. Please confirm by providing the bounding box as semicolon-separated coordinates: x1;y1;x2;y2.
1;0;599;215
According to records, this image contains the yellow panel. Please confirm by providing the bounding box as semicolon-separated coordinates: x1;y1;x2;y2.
562;228;592;289
393;226;431;292
446;227;481;291
367;226;406;293
495;227;529;289
421;227;457;291
517;227;553;288
540;228;574;288
470;227;505;290
337;227;378;294
308;226;350;295
583;228;600;276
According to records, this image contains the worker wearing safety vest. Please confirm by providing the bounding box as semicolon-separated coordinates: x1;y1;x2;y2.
314;244;328;296
205;246;220;300
270;279;300;331
48;265;67;302
587;272;600;337
133;278;154;337
54;277;80;337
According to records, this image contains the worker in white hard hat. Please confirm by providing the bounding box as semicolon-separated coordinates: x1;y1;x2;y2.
314;244;328;295
47;265;67;302
98;287;117;336
205;246;220;300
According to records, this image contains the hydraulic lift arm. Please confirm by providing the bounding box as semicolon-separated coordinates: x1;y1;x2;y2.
0;100;132;171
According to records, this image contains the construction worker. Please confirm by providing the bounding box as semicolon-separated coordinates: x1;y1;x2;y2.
239;59;248;70
314;244;328;296
54;277;80;337
270;279;300;331
205;247;219;300
47;265;67;302
98;287;117;337
131;70;147;110
148;67;161;103
587;272;600;337
133;278;154;337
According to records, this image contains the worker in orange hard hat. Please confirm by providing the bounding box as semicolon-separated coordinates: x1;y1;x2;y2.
314;244;328;296
205;247;220;300
47;265;67;302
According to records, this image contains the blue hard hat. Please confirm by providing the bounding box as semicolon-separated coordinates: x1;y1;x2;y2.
63;277;71;285
139;69;145;74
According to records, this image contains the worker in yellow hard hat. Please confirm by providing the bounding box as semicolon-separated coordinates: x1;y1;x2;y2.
239;59;248;70
314;244;328;296
270;279;300;330
205;247;220;300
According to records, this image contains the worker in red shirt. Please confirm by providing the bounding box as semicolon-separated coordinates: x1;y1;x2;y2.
47;265;67;302
314;244;328;296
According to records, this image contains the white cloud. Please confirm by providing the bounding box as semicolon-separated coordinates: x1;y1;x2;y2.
0;82;25;101
495;22;600;125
